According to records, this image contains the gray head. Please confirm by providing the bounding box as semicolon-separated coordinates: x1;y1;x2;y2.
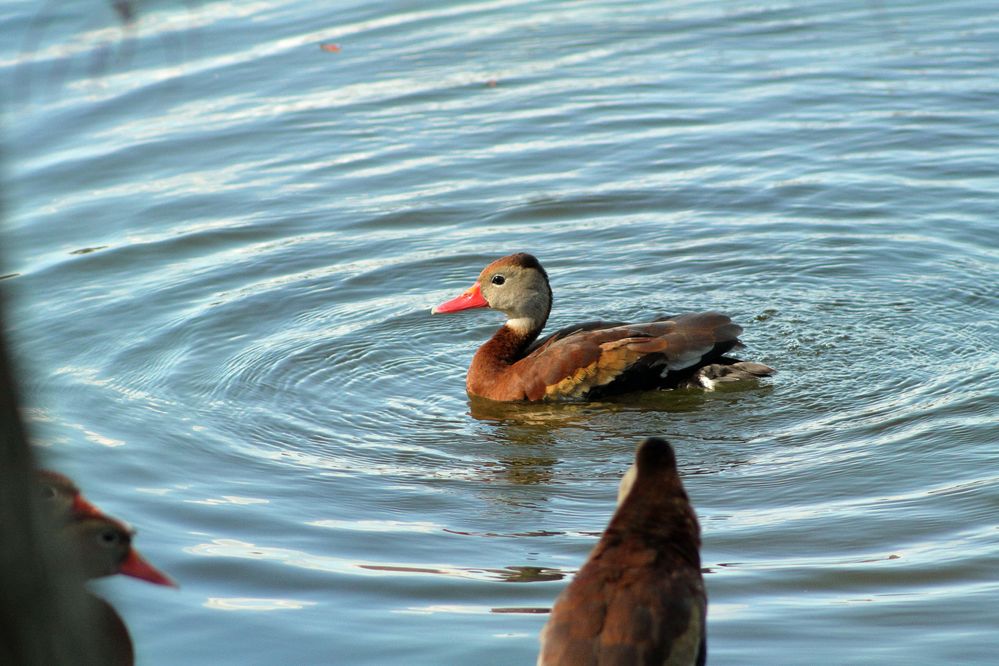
476;253;552;333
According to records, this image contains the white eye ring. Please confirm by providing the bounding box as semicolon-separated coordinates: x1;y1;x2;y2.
491;275;506;286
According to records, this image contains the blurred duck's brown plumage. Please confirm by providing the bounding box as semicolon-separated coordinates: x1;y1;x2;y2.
537;438;706;666
432;253;772;401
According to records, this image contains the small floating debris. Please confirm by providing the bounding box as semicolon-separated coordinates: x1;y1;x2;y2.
69;246;108;255
319;43;341;53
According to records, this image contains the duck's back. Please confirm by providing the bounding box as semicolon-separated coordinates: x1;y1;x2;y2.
538;541;707;666
509;312;746;400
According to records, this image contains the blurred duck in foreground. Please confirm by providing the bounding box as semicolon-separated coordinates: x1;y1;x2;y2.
537;438;706;666
36;470;176;587
36;471;176;665
432;253;772;402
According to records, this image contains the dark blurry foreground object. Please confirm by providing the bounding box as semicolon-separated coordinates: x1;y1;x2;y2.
431;253;773;402
537;438;706;666
0;293;105;664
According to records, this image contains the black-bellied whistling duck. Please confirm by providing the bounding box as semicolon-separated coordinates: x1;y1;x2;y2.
65;513;174;666
65;513;177;587
36;470;176;586
36;472;176;665
537;438;706;666
432;253;773;401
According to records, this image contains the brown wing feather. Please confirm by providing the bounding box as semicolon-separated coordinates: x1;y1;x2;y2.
515;312;742;400
525;320;629;355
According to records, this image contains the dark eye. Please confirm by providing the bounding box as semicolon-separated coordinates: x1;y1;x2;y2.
39;485;56;500
98;529;123;547
491;275;506;286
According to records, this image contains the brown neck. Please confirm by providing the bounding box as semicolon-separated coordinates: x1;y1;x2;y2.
466;323;545;399
476;323;542;366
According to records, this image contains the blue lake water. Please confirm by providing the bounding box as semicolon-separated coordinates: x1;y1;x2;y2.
2;0;998;663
